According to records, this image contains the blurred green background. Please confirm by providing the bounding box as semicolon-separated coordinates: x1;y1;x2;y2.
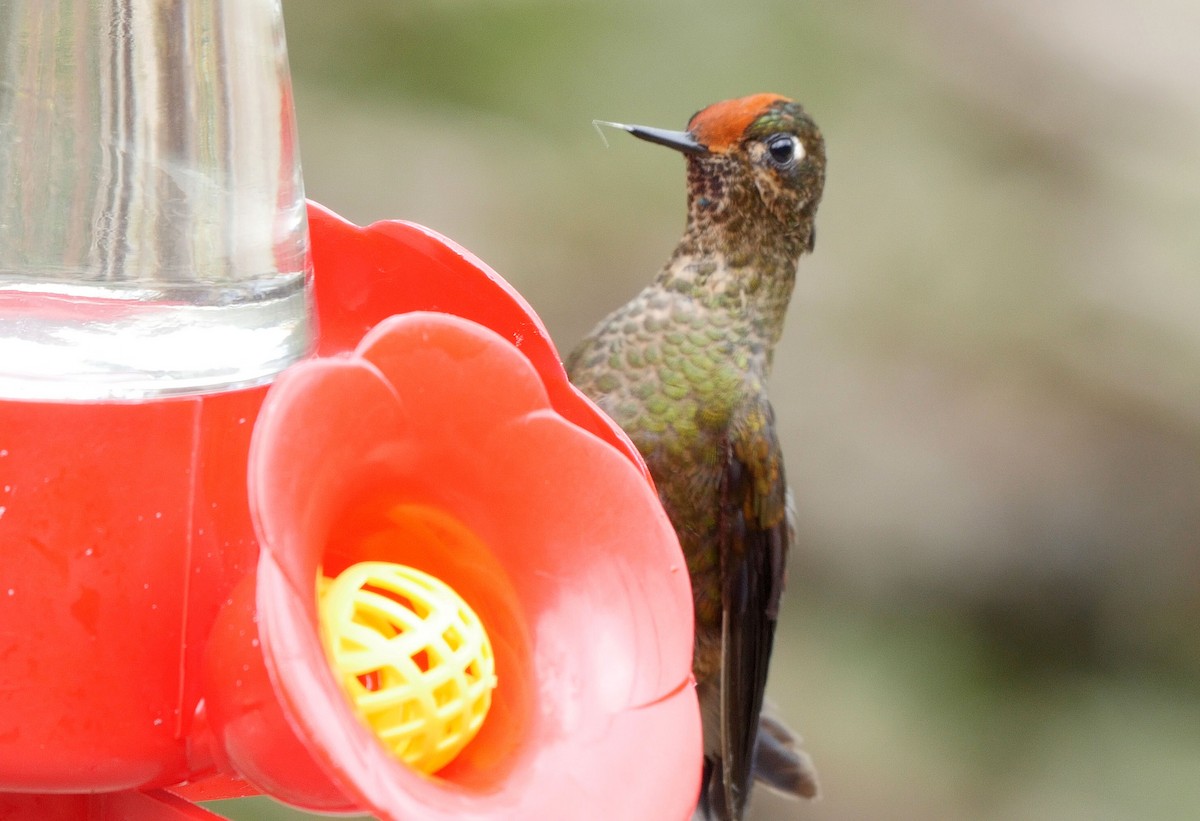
210;1;1200;818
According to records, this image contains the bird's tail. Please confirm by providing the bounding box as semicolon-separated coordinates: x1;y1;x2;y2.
693;714;819;820
753;713;820;800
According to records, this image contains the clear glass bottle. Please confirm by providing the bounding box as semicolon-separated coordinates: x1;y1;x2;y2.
0;0;312;400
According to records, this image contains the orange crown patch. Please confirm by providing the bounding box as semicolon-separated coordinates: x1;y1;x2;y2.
687;93;792;153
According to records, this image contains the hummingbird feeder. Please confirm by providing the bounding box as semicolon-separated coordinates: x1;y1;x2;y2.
0;2;700;819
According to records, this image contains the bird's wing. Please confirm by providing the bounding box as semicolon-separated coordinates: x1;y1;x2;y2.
712;397;790;819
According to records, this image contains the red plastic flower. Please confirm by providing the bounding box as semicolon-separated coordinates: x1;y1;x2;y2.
225;218;700;818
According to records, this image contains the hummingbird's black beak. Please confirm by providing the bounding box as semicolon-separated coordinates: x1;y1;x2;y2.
593;120;709;155
624;125;709;155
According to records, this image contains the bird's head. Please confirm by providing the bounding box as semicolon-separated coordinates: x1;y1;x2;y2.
608;94;825;254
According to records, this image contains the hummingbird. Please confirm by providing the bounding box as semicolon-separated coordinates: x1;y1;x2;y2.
567;94;825;819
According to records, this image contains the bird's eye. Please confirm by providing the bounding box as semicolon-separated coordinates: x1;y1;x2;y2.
766;134;803;166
